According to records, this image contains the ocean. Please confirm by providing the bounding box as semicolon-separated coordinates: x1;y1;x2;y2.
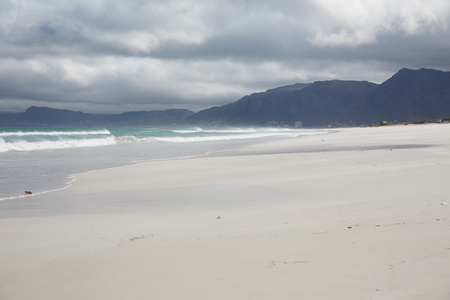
0;126;318;201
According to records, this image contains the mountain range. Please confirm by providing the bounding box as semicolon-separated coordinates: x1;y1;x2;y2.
0;107;194;127
1;68;450;127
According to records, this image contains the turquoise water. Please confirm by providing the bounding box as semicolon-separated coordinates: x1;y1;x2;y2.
0;126;316;201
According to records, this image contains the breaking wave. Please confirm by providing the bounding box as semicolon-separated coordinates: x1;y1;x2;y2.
0;129;111;137
114;127;308;143
0;127;317;152
0;136;116;152
0;129;115;152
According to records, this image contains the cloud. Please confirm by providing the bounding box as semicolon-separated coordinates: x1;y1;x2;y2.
308;0;450;46
0;0;450;113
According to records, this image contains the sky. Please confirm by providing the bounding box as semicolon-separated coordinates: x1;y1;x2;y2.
1;0;450;113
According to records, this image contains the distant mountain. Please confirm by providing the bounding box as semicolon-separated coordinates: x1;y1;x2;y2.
187;80;378;126
1;68;450;128
348;68;450;123
0;106;194;127
110;109;195;126
187;83;311;125
188;68;450;127
17;107;100;126
0;112;21;126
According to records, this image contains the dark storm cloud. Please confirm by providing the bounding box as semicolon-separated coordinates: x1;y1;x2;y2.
1;0;450;113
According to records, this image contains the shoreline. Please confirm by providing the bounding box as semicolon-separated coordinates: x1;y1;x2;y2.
0;127;324;203
0;128;331;216
1;124;449;299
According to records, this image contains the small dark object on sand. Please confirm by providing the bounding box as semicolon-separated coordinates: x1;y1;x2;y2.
25;191;32;195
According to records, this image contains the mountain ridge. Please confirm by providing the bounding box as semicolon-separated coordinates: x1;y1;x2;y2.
1;68;450;127
0;106;195;127
187;68;450;127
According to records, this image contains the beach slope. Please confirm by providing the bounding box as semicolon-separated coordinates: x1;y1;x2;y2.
1;125;449;300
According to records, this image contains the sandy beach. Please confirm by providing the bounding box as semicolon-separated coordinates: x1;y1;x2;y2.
1;124;449;300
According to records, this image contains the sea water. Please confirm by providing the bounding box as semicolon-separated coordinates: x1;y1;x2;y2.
0;126;318;201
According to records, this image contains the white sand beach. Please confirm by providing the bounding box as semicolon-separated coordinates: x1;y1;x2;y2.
1;124;450;300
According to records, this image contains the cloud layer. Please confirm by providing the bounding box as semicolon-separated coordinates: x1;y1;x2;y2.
1;0;450;113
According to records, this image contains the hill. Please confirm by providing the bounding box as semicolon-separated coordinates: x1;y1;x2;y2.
188;68;450;127
187;81;378;127
0;106;195;127
1;68;450;127
348;68;450;123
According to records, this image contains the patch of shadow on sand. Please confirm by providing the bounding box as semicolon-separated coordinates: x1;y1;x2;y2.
224;144;436;156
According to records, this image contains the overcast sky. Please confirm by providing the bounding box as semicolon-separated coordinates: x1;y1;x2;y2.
1;0;450;113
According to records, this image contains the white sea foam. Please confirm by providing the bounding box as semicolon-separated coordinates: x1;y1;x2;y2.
172;127;258;134
201;128;258;133
154;132;301;142
172;127;204;133
0;129;111;137
115;135;139;143
0;136;116;152
112;128;317;144
116;135;156;143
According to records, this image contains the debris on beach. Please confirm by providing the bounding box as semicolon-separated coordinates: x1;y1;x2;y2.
267;260;309;269
129;235;145;242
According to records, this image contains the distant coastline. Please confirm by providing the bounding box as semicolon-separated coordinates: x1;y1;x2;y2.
1;68;450;128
